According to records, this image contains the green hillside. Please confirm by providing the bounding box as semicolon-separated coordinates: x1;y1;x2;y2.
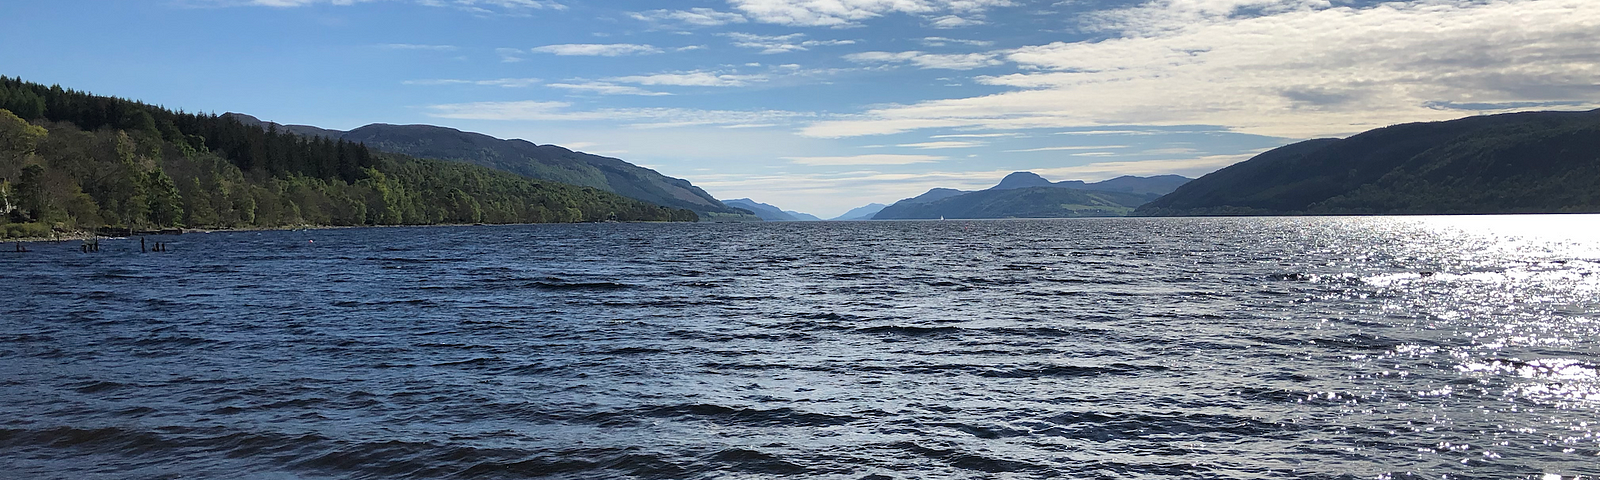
0;76;696;238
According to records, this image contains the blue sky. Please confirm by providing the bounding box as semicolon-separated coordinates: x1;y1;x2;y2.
3;0;1598;217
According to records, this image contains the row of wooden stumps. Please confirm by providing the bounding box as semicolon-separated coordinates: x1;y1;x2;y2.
140;237;169;253
12;236;172;253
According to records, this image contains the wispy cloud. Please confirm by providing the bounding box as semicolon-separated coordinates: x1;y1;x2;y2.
630;8;747;27
530;43;663;56
783;154;946;166
803;0;1600;139
548;82;672;96
425;100;815;128
928;15;983;28
444;0;566;16
896;141;984;149
1004;145;1128;152
921;37;995;47
930;132;1021;139
495;47;526;63
722;33;855;54
843;51;1002;70
726;0;1015;27
606;71;768;87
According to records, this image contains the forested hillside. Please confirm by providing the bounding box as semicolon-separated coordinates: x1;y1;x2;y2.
225;114;748;216
0;77;696;238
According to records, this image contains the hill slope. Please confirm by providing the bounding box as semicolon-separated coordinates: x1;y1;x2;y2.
721;198;820;222
224;114;742;216
0;76;695;239
1137;109;1600;215
989;171;1191;195
831;203;887;220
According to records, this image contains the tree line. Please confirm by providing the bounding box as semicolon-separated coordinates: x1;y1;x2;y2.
1;77;696;238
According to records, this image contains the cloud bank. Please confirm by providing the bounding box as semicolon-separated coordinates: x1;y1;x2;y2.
802;0;1600;139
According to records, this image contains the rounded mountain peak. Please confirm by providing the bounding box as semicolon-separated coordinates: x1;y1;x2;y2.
991;171;1052;190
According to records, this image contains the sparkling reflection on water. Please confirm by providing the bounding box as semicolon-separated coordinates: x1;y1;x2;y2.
1;215;1598;479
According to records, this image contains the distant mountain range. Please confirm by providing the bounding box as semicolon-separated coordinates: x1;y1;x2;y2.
872;173;1191;220
990;172;1193;196
830;203;887;221
721;199;821;222
224;113;751;218
1136;109;1600;215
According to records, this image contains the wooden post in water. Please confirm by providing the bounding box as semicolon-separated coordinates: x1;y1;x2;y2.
141;236;147;253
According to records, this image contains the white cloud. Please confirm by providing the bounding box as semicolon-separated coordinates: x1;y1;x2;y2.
843;51;1002;70
606;71;768;87
449;0;566;15
726;0;1014;27
425;100;815;128
1004;145;1127;152
631;8;748;27
928;15;983;28
403;77;542;87
495;47;526;62
723;32;855;54
530;43;663;56
783;154;946;165
548;82;672;96
930;132;1020;138
803;0;1600;139
896;141;985;149
921;36;995;47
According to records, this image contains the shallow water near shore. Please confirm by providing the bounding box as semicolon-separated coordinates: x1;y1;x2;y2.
3;216;1599;479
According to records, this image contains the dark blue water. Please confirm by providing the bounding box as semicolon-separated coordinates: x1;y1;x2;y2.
3;217;1598;479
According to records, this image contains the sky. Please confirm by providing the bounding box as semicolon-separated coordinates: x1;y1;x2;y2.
2;0;1598;217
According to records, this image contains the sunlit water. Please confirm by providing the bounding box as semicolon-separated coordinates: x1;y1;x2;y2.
3;216;1598;479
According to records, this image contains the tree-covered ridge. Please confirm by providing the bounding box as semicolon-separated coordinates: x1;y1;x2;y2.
1135;109;1600;216
1;77;696;238
1;76;377;183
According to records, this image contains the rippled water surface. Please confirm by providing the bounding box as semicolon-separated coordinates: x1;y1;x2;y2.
4;216;1600;479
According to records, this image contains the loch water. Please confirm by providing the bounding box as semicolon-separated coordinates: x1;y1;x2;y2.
2;216;1598;479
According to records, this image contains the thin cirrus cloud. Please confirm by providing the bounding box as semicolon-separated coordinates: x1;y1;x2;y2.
630;7;748;27
530;43;663;56
424;100;815;128
547;83;671;96
896;141;985;149
843;51;1002;70
802;0;1600;139
606;71;769;88
920;37;994;47
724;0;1015;27
722;33;856;54
1004;145;1129;152
782;154;946;166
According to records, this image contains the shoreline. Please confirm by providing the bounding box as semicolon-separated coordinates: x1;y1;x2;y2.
2;219;705;244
